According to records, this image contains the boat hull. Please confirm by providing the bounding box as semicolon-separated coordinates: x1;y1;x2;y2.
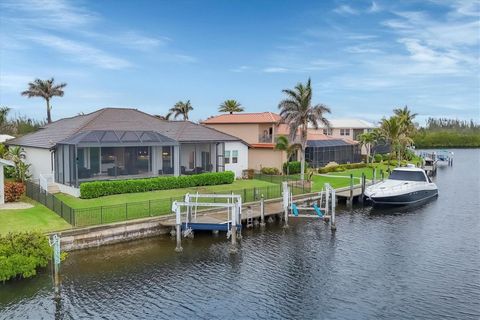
367;189;438;206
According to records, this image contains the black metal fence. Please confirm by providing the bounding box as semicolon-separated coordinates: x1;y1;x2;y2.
25;180;75;226
25;180;311;228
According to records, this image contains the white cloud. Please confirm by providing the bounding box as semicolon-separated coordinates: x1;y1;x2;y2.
230;66;251;73
27;34;132;69
263;67;289;73
368;1;381;13
333;4;358;15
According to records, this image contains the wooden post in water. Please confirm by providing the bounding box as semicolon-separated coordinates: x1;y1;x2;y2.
349;174;354;207
49;234;61;300
174;204;183;253
282;182;289;229
331;188;336;231
260;194;266;227
230;203;238;253
360;173;365;204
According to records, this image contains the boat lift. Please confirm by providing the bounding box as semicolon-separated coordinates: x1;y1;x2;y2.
171;193;242;253
282;182;336;231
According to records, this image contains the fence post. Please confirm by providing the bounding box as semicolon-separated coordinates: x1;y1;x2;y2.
253;187;257;201
101;207;104;224
381;169;384;181
243;188;246;202
125;203;128;220
73;209;76;227
149;200;152;217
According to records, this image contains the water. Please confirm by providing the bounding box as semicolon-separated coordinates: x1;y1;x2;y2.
1;149;479;320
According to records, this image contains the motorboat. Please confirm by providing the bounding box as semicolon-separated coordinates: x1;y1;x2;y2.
364;165;438;206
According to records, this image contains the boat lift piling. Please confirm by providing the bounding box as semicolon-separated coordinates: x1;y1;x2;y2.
283;182;337;231
260;195;266;227
171;193;242;253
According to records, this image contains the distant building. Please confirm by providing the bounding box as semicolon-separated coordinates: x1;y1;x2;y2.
203;112;361;170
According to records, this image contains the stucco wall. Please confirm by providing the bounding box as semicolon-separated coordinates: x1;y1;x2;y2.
224;141;248;178
248;148;285;171
204;123;260;144
22;147;52;180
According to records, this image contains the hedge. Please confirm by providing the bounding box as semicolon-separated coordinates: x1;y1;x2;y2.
261;167;281;175
80;171;235;199
318;162;367;174
283;161;308;174
0;232;52;282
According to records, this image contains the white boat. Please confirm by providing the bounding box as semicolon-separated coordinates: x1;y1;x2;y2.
364;165;438;206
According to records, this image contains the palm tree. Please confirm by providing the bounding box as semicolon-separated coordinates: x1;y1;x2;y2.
167;100;193;121
21;78;67;124
219;100;244;114
380;116;413;166
275;135;301;175
278;78;331;181
0;106;10;128
394;105;418;135
358;132;374;164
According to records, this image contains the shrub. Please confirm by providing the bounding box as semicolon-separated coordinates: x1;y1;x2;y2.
282;161;308;174
343;162;367;170
260;167;280;175
80;171;235;199
382;153;390;161
374;154;383;163
243;169;255;179
0;232;52;282
334;166;346;172
4;182;25;202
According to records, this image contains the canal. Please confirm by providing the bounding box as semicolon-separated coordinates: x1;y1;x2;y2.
1;149;479;319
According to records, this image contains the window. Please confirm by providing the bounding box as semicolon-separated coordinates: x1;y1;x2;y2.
323;129;332;135
224;150;231;164
232;150;238;164
340;129;350;136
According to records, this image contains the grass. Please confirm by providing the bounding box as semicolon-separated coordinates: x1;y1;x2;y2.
54;179;280;227
0;197;72;235
311;163;390;192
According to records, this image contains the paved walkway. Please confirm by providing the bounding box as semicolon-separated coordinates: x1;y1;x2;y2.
0;202;34;210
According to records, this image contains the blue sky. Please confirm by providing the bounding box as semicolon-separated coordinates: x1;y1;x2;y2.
0;0;479;125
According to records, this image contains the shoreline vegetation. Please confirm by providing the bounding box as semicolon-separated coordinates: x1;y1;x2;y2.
413;118;480;148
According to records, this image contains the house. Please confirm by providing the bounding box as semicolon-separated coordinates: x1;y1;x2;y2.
314;118;376;155
6;108;248;196
202;112;286;171
315;118;376;140
202;112;361;171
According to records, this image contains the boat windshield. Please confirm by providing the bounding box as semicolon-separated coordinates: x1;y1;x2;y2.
388;170;427;182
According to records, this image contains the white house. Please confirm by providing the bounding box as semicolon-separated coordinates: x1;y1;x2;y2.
6;108;249;197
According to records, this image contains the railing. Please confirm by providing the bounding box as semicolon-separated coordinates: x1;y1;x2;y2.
258;134;273;143
25;179;312;228
39;173;54;191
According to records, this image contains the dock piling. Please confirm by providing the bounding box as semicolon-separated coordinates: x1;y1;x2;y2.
349;174;354;207
174;204;183;253
260;195;266;227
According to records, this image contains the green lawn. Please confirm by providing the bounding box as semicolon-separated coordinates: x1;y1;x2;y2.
0;197;72;235
311;164;390;192
55;179;280;227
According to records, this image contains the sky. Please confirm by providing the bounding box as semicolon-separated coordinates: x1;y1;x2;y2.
0;0;479;125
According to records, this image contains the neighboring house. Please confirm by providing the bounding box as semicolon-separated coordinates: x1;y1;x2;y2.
203;112;360;171
314;118;376;155
202;112;286;171
6;108;247;196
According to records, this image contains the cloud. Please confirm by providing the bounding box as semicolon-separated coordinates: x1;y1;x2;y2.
263;67;289;73
0;0;97;29
230;66;251;73
368;1;381;13
333;4;358;15
27;34;132;69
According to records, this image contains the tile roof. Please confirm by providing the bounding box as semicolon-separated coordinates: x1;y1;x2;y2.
7;108;242;149
202;112;281;124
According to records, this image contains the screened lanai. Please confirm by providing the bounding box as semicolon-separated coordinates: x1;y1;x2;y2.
305;140;361;168
54;130;179;187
